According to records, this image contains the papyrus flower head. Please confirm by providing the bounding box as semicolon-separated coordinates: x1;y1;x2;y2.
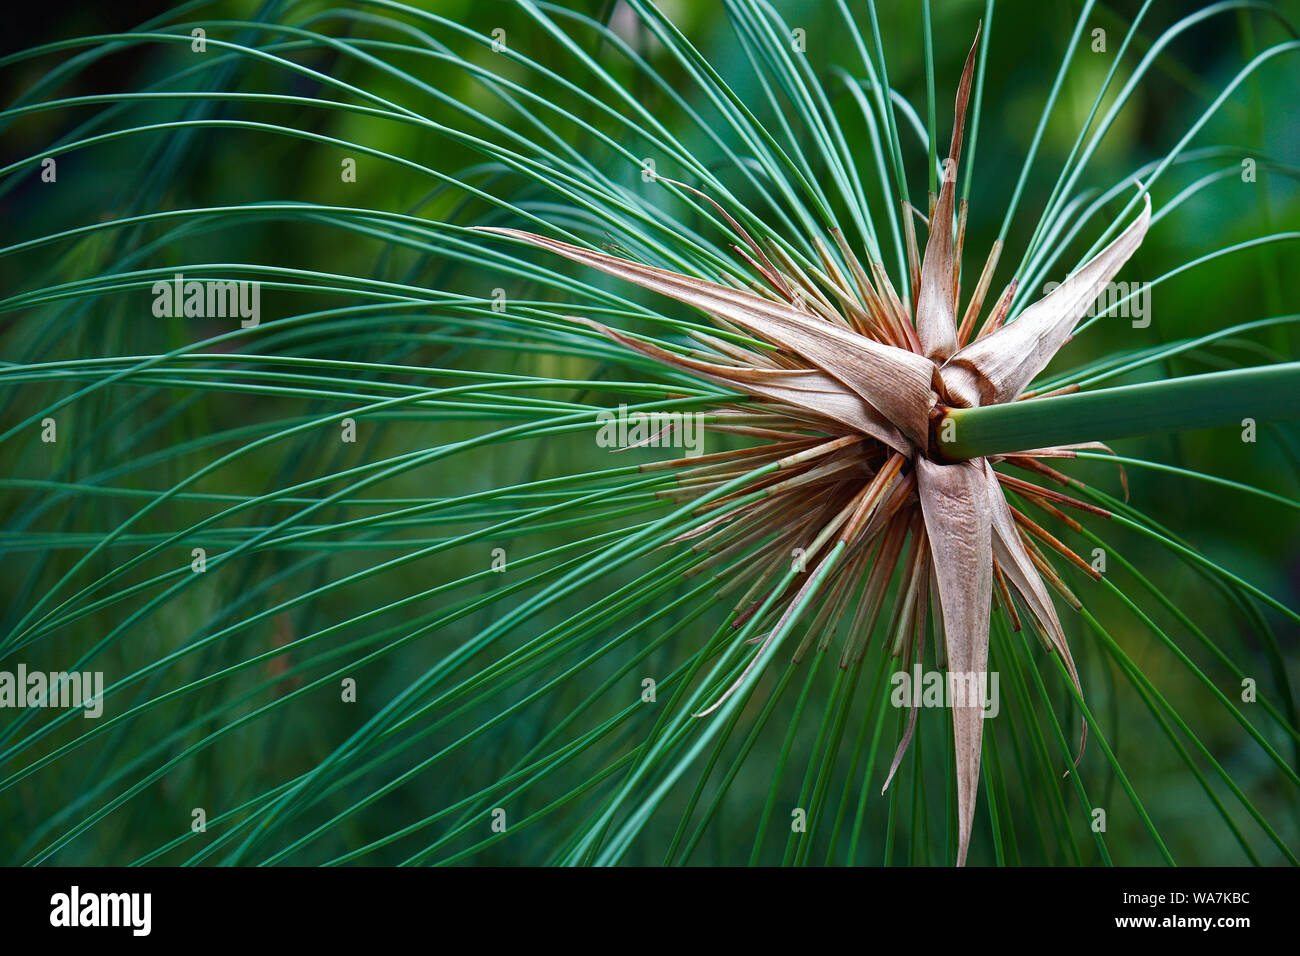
479;29;1150;866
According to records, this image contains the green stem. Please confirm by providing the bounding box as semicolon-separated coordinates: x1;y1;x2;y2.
938;362;1300;460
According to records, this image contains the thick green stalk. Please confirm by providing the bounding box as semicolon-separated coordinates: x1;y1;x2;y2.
938;362;1300;460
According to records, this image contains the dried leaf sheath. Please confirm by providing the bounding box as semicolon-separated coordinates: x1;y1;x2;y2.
916;456;992;866
473;227;939;449
478;25;1150;866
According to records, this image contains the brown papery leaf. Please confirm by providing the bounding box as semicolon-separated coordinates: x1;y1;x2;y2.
915;456;993;866
914;27;980;361
941;193;1151;405
475;227;937;449
577;318;910;453
982;465;1087;762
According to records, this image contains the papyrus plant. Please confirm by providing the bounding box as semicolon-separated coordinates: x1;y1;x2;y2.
478;31;1161;863
0;0;1297;866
